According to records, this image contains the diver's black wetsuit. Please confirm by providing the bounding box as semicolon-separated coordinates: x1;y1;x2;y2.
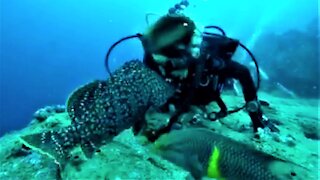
143;35;264;141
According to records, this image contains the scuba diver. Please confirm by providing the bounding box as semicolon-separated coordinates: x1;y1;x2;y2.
140;14;279;136
104;2;279;141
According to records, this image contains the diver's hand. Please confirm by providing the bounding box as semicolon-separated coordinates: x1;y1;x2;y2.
144;109;172;132
143;109;174;142
253;115;280;139
261;116;280;133
247;100;279;133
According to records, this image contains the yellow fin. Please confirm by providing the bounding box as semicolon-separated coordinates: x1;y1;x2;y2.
207;146;224;179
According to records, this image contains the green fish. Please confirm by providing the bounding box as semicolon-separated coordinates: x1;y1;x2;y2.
20;60;175;164
153;128;299;180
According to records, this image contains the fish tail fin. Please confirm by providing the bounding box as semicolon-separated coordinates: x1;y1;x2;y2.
20;130;73;164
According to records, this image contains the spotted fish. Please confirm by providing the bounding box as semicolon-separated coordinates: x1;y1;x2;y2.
20;60;175;164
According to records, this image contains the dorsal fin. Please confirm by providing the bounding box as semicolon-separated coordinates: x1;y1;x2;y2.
66;80;107;121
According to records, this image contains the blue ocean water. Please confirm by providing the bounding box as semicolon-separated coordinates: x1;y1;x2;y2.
0;0;318;136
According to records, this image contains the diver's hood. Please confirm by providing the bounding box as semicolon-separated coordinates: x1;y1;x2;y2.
143;14;196;56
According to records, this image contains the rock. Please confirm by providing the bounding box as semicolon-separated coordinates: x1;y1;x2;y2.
272;134;296;147
54;105;66;113
6;144;31;159
0;122;189;180
304;131;320;140
299;120;320;140
33;109;49;122
285;136;296;147
259;100;270;107
0;93;318;179
61;130;189;179
33;105;66;123
219;111;251;132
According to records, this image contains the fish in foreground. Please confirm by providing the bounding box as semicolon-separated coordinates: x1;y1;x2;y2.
20;60;175;164
153;128;300;180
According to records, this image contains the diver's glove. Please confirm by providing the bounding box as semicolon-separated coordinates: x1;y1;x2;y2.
144;105;175;132
143;104;177;142
261;115;280;133
247;100;279;133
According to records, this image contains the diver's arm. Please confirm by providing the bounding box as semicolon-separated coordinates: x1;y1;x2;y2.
219;60;266;132
220;60;257;102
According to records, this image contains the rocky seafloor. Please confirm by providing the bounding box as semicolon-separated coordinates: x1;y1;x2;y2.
0;91;318;180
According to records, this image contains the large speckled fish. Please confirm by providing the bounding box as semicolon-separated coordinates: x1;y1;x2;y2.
20;60;175;164
153;128;302;180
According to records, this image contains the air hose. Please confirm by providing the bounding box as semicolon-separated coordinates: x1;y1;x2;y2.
105;33;142;77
